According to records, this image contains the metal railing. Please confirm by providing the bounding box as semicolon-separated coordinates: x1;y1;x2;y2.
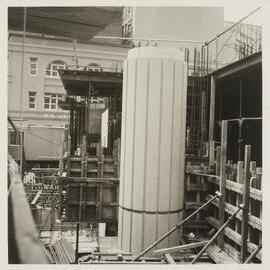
205;7;262;71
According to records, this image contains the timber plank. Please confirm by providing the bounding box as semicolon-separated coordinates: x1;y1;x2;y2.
155;241;208;255
207;244;238;264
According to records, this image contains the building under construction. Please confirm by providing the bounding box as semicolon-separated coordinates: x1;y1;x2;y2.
7;6;262;264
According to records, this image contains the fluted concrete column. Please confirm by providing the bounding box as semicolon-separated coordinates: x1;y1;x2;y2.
118;47;187;255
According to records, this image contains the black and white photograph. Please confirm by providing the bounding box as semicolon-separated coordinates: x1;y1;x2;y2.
1;0;268;266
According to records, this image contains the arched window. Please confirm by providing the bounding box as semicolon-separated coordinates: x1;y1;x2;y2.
85;63;102;72
46;60;67;77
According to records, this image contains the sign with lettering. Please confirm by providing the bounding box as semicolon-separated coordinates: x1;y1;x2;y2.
25;183;59;192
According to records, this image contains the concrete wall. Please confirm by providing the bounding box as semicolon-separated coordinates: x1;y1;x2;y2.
23;126;64;160
133;7;224;42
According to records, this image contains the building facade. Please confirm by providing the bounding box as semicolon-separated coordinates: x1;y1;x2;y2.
8;34;128;127
8;32;129;161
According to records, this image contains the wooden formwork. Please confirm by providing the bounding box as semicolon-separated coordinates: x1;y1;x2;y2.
184;162;211;233
205;145;262;263
59;177;119;223
186;120;262;264
59;137;121;224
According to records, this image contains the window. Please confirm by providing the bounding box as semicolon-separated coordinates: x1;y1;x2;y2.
90;97;105;104
29;57;38;76
75;96;86;103
85;63;102;72
46;60;66;78
116;62;123;72
28;91;36;109
127;23;132;33
44;93;64;110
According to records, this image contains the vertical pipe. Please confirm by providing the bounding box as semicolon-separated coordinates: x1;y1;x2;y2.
199;46;204;140
201;90;206;142
202;45;207;141
206;45;210;140
251;24;254;54
59;133;65;175
195;50;200;141
218;120;228;248
216;146;221;176
254;25;257;52
238;78;243;160
215;37;219;70
19;7;27;174
191;48;197;139
70;102;74;154
209;76;216;142
49;195;55;244
75;109;78;148
240;145;251;262
75;223;80;263
206;44;209;75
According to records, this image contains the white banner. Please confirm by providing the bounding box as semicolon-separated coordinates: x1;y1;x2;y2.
101;109;108;148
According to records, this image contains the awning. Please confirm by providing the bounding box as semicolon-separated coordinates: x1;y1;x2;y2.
8;6;123;41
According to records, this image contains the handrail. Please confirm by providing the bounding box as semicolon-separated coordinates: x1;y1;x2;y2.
94;35;205;44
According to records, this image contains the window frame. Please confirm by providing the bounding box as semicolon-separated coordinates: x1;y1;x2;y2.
29;57;38;76
28;91;37;110
45;61;66;78
86;63;102;72
44;93;64;111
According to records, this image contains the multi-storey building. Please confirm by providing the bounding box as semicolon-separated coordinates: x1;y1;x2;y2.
8;29;129;163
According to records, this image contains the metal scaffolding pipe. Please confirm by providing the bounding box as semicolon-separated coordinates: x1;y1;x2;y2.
94;35;205;44
190;203;244;264
133;191;221;261
205;7;261;45
244;242;262;264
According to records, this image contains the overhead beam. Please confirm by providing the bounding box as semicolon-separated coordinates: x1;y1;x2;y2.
213;52;262;80
59;71;123;83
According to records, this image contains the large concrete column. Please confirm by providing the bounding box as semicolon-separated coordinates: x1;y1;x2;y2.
118;47;187;255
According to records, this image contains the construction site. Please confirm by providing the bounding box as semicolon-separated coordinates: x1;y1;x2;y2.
7;6;262;264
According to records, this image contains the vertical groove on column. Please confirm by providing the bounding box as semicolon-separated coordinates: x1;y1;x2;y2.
129;60;138;252
120;61;129;250
168;62;176;246
178;63;186;209
142;59;150;250
155;60;164;243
